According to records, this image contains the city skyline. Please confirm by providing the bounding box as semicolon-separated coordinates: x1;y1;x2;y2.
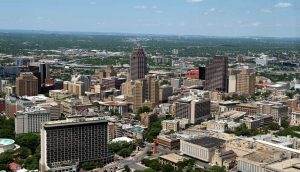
0;0;299;37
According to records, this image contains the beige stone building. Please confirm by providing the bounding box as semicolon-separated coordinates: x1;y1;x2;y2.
236;68;256;95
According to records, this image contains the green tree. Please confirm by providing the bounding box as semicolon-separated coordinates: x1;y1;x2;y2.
141;158;161;171
144;119;163;142
137;106;151;115
281;118;290;128
24;156;39;170
0;128;15;139
18;147;32;159
110;109;121;118
208;165;226;172
108;141;135;158
0;91;6;98
123;165;131;172
234;123;250;136
142;168;156;172
267;122;280;131
162;164;175;172
15;133;40;153
0;150;14;165
81;161;99;171
160;80;170;86
0;117;15;139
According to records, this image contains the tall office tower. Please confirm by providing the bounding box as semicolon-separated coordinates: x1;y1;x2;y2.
146;75;159;107
39;63;49;85
71;74;91;93
121;80;146;112
27;65;42;92
132;80;145;111
228;68;239;93
130;46;147;80
27;62;49;91
204;56;228;92
236;68;256;95
15;107;50;134
16;72;38;96
40;117;112;172
159;85;173;103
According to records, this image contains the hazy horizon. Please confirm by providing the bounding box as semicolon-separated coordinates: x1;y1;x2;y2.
0;0;299;38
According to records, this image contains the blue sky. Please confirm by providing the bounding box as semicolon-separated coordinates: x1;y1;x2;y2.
0;0;299;37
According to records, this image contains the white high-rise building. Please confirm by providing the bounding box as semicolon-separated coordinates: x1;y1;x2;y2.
15;106;50;134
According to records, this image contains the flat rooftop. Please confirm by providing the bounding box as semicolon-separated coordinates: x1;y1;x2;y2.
43;117;107;128
241;150;284;164
188;137;225;148
266;158;300;172
160;153;185;163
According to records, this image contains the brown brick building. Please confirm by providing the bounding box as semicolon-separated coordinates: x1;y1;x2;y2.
16;72;38;96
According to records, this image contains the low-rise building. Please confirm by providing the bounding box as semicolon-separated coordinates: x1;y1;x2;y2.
218;101;240;113
241;114;273;129
291;111;300;126
210;149;237;170
159;153;186;170
140;112;157;128
206;120;241;132
237;150;287;172
265;158;300;172
180;137;226;162
236;103;258;115
161;118;189;132
156;135;180;150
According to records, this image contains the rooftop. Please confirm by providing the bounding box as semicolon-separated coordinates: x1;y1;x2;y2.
266;158;300;172
241;150;285;164
219;101;240;105
43;117;107;128
187;136;225;148
237;103;258;108
160;153;185;164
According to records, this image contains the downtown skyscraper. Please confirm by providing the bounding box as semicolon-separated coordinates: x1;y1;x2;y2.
204;56;228;92
130;46;147;80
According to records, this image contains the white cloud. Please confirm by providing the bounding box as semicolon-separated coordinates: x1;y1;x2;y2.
251;22;261;27
209;8;216;12
237;21;261;27
134;5;147;10
186;0;203;3
155;10;163;14
203;12;209;15
206;22;214;26
203;8;217;15
179;22;186;26
260;9;272;13
36;16;44;20
97;21;105;25
274;2;292;8
89;1;96;5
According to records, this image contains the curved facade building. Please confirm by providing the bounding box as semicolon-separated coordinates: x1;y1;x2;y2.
0;138;15;153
